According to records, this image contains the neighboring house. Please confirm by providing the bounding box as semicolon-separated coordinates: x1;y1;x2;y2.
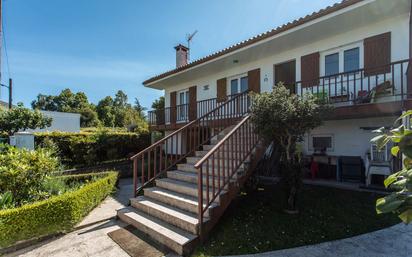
35;111;81;133
26;111;81;133
0;100;11;110
118;0;412;255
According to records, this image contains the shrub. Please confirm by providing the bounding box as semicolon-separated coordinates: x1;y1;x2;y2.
35;130;150;167
0;171;118;248
0;144;59;206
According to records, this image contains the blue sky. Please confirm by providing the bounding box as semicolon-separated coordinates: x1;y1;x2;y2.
0;0;339;109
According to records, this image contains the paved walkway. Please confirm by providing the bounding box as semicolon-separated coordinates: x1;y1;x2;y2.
7;178;134;257
223;223;412;257
7;178;412;257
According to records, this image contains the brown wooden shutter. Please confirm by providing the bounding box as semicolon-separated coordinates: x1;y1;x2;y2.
170;91;176;125
364;32;391;76
188;86;197;121
217;78;227;102
248;68;261;93
301;52;320;87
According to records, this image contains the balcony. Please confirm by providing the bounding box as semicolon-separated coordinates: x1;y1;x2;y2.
148;94;250;129
148;59;412;129
295;59;411;119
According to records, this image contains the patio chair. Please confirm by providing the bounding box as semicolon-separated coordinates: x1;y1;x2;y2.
354;80;393;104
365;143;392;186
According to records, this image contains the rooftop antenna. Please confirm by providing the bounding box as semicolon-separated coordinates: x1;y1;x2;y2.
186;30;197;62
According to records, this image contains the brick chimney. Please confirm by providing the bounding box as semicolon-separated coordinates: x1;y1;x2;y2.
174;44;189;68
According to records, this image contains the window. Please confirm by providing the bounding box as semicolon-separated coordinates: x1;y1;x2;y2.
344;47;360;72
240;77;248;92
325;53;339;76
230;76;248;95
309;134;334;152
313;136;332;150
230;79;238;95
178;90;189;121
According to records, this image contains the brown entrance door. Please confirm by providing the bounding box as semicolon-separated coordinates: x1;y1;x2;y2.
274;60;296;93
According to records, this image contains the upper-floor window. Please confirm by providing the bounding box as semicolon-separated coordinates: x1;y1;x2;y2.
230;76;248;95
325;53;339;76
344;47;360;72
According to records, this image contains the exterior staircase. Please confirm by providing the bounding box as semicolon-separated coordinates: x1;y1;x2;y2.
116;92;262;256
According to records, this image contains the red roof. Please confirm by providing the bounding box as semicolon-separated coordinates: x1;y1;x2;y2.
143;0;364;85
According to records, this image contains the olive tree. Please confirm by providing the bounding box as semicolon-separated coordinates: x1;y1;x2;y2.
250;83;330;212
373;110;412;223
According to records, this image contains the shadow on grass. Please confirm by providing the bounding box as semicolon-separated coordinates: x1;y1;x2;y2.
192;184;399;257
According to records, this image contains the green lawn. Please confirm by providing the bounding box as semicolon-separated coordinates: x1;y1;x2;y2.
192;185;399;257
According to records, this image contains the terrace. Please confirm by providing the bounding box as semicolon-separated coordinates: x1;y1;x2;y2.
148;59;412;130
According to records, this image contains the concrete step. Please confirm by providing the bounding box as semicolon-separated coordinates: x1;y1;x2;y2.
177;162;243;173
117;207;198;256
155;178;226;200
186;156;250;165
143;187;215;216
167;170;233;186
131;196;206;234
195;149;249;157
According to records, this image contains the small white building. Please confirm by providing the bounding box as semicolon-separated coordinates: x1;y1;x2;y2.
27;111;81;133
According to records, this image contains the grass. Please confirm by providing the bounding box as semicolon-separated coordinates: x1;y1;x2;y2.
192;185;399;256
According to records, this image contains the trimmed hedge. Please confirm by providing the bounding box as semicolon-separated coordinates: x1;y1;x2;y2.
0;171;118;248
35;131;150;167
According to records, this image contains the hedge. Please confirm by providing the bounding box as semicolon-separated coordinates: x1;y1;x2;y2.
35;131;150;167
0;171;118;248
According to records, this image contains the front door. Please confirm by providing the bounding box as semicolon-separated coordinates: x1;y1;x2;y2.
274;60;296;93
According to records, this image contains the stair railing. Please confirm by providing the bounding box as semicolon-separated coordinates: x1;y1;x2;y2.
194;115;259;236
130;90;250;196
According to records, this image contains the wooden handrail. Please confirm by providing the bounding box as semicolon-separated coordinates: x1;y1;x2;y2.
131;90;251;196
195;114;259;236
131;91;249;160
194;115;250;169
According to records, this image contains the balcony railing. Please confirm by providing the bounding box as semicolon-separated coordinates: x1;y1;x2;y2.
148;59;411;127
148;94;248;126
295;59;410;106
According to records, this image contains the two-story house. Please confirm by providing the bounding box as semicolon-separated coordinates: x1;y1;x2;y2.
118;1;412;255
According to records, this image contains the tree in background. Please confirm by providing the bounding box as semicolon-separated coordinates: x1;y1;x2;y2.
31;89;148;130
250;84;329;213
95;90;147;131
32;89;99;127
151;96;165;111
0;104;52;136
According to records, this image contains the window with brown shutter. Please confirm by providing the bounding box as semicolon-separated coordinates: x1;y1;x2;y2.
301;52;320;87
364;32;391;76
247;68;261;93
188;86;197;121
170;91;177;124
217;78;227;102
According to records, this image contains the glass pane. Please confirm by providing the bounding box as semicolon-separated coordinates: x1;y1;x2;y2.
179;92;185;104
344;47;359;72
231;79;238;95
185;91;189;103
240;76;248;92
325;53;339;76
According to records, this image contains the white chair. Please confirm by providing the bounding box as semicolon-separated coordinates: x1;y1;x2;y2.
365;143;392;186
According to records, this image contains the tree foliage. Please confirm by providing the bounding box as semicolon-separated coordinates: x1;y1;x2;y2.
32;89;99;127
250;84;330;211
0;105;52;136
32;89;148;130
151;96;165;111
373;110;412;223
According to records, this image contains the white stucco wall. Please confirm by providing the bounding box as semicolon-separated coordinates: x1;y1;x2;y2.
26;111;81;133
302;116;396;159
163;13;409;108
